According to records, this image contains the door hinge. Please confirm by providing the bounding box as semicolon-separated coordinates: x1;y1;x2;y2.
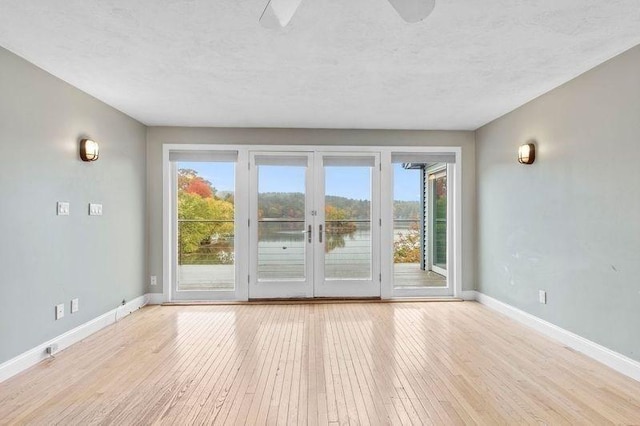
248;161;250;170
248;275;250;283
379;273;382;282
379;218;382;226
379;163;382;171
248;218;250;227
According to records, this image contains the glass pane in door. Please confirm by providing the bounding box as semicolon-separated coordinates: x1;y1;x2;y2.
323;161;372;280
433;172;447;269
392;163;446;288
257;165;307;280
177;162;235;291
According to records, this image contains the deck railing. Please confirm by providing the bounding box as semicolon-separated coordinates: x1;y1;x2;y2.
178;218;443;271
178;219;235;265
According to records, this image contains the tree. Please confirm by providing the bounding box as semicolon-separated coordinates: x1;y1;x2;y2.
186;179;213;198
178;192;234;253
324;205;358;253
178;168;216;198
325;205;356;233
177;169;234;264
394;222;421;263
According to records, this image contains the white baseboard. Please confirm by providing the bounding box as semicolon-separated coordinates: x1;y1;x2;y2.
460;290;477;301
474;291;640;383
4;291;638;385
146;293;166;305
0;295;148;384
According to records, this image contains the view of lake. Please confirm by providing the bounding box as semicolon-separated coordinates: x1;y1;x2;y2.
257;226;373;280
175;163;442;290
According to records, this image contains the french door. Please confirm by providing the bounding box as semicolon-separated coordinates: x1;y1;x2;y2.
248;151;381;299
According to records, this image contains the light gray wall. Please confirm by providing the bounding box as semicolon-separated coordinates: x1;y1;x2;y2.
146;127;476;294
476;45;640;361
0;47;147;363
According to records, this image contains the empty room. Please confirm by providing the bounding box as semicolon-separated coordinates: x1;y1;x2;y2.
1;0;639;424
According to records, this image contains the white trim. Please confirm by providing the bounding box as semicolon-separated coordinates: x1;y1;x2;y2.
146;293;166;305
162;147;172;303
248;151;315;299
313;152;382;298
474;292;640;383
0;295;148;384
387;151;462;298
163;144;461;154
380;151;393;299
453;155;463;299
169;155;246;301
235;149;250;301
162;144;463;301
460;290;478;301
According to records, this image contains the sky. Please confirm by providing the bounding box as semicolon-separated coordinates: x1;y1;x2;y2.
180;161;236;193
178;162;421;201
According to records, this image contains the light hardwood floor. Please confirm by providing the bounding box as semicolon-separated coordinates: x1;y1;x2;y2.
1;302;639;425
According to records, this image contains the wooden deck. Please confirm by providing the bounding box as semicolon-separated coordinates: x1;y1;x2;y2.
393;263;446;287
178;264;235;290
178;263;445;291
1;302;639;424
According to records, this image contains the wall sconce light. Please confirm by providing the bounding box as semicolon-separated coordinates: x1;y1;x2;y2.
518;142;536;165
80;139;99;162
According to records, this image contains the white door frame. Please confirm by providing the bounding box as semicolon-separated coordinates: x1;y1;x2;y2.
248;151;314;299
166;150;249;301
389;162;455;298
162;144;462;302
313;152;381;298
169;161;240;301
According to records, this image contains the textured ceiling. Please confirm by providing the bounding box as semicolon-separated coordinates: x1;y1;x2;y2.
1;0;640;129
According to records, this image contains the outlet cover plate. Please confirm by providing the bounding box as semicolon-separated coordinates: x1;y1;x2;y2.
57;202;70;216
71;298;79;313
55;303;64;320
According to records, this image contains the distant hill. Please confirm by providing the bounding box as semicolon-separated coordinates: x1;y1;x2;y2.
393;200;421;219
257;192;420;220
258;192;371;219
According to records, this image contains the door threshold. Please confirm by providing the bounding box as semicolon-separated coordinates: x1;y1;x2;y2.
163;297;463;306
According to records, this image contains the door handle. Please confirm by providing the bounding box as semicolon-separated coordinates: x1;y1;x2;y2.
308;225;312;243
319;224;323;243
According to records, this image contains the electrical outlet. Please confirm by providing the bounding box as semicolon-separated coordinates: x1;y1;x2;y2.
57;202;70;216
55;304;64;320
539;290;547;304
150;275;157;286
71;298;79;313
46;344;59;355
89;203;103;216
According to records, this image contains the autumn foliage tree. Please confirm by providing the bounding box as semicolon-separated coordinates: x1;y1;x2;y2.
325;205;357;233
185;179;213;198
178;169;234;264
324;205;358;253
393;222;421;263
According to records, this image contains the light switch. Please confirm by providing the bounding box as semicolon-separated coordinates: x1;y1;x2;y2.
55;304;64;320
71;298;79;313
89;203;103;216
57;202;70;216
539;290;547;304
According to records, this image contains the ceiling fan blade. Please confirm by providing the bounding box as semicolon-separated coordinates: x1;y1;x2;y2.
387;0;436;23
259;0;303;29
